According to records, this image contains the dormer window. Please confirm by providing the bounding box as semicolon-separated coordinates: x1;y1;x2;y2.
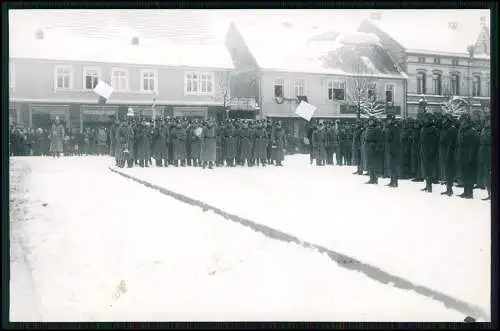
448;22;457;30
131;36;139;45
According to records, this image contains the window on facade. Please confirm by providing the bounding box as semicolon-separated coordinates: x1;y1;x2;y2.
292;79;305;97
327;80;345;101
417;72;426;94
111;69;129;91
450;74;460;95
185;72;213;94
451;58;459;66
432;72;442;95
385;84;395;103
84;67;100;90
141;70;157;92
55;66;73;90
472;75;481;97
274;79;284;98
433;57;440;64
418;56;425;63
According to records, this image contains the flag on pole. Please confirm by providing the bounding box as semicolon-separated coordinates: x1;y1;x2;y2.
295;101;317;121
93;80;114;104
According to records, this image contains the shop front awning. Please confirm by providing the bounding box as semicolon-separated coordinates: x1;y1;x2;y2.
173;106;208;118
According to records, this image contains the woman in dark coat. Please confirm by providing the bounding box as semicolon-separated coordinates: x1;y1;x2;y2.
252;121;268;166
419;113;440;193
477;117;491;200
364;116;384;184
312;122;327;166
171;122;187;166
201;120;217;169
49;117;65;158
224;122;237;167
272;122;286;166
238;121;253;166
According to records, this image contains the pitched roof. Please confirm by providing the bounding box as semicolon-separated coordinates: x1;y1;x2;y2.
232;22;406;79
9;10;233;69
358;10;490;58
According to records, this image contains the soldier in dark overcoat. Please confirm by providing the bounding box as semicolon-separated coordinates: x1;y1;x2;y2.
340;124;351;166
238;121;253;166
352;120;363;174
272;122;286;166
360;121;369;174
364;116;384;184
114;121;129;168
439;115;459;196
216;122;225;167
437;116;448;183
306;122;315;164
266;121;274;165
171;121;187;166
167;118;176;165
399;120;411;179
419;113;439;192
411;119;424;182
151;119;168;167
224;121;237;167
312;122;327;166
252;121;268;166
477;117;491;200
201;119;217;169
457;115;480;199
344;124;353;165
326;123;338;166
135;122;150;167
189;120;202;167
384;113;401;187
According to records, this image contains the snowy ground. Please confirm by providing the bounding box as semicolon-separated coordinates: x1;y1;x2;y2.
115;154;491;321
8;156;475;322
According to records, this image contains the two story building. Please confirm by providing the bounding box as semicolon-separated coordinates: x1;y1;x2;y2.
358;10;490;117
9;10;234;132
225;21;407;138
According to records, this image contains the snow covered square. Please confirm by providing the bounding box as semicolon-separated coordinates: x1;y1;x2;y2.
9;156;490;322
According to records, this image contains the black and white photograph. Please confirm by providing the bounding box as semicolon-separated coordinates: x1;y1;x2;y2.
8;8;491;322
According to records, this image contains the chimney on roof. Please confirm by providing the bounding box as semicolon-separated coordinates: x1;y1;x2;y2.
282;22;292;28
131;36;139;45
35;29;44;40
448;21;458;30
370;12;382;20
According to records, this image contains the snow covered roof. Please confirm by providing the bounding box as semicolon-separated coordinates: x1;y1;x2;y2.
233;22;406;79
358;10;490;59
9;10;234;69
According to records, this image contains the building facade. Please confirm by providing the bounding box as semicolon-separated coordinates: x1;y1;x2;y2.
9;57;232;132
358;13;490;118
9;10;233;132
226;22;407;138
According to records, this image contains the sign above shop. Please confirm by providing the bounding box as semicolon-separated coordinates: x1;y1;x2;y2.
229;97;259;111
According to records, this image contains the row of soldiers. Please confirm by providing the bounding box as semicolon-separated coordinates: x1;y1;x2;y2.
111;114;288;169
308;112;491;200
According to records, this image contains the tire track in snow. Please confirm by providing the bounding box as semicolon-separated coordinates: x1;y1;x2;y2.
108;166;487;321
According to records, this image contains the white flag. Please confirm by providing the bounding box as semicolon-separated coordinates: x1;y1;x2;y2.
93;80;114;100
295;101;317;121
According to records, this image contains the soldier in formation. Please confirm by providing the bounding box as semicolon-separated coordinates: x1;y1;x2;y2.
110;113;291;169
349;111;490;200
